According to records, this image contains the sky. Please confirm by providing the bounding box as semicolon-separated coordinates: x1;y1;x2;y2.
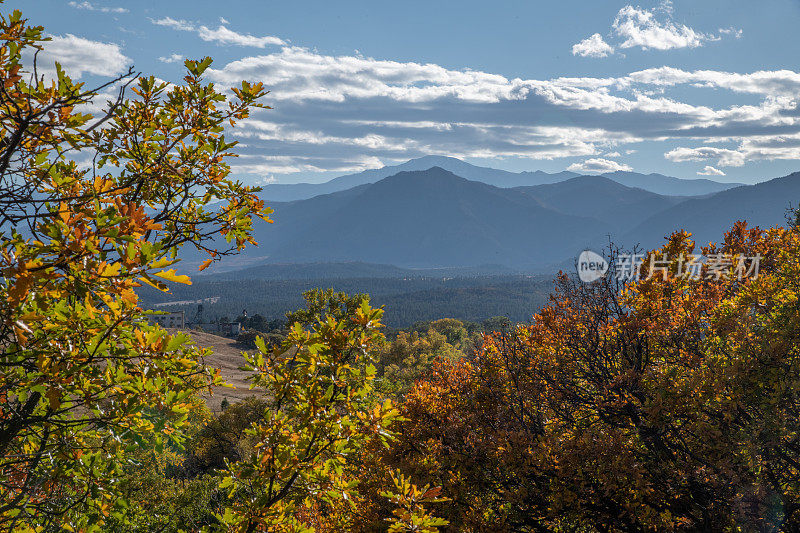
11;0;800;184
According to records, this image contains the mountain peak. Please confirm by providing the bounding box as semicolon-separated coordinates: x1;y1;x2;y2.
375;166;471;188
257;156;742;202
407;155;462;164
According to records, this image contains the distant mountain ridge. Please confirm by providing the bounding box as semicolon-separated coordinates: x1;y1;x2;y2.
602;170;740;197
625;171;800;248
515;175;684;233
181;166;798;275
202;261;519;280
257;156;743;201
258;167;611;269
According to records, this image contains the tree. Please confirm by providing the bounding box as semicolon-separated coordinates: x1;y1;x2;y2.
387;222;800;530
0;7;269;529
379;319;476;396
219;292;402;531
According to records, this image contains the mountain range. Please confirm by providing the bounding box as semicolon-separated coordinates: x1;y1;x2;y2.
184;160;799;275
257;156;742;201
247;167;610;270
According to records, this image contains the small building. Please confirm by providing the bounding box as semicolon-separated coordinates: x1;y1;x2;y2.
148;310;186;329
191;321;242;338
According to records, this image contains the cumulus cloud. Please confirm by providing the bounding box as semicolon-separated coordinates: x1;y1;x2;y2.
151;17;284;47
206;43;800;175
151;17;194;31
158;53;185;64
612;5;717;51
718;27;743;39
572;4;739;57
145;24;799;178
625;67;800;97
665;146;747;167
208;46;524;103
228;154;386;175
68;1;127;14
567;158;633;173
666;131;800;169
205;45;800;144
698;165;725;176
572;33;614;58
197;26;284;47
28;34;130;78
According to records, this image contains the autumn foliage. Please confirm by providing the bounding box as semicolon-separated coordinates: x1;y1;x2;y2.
0;7;270;529
377;222;800;530
3;4;800;532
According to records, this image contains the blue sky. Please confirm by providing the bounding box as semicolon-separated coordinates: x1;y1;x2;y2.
11;0;800;184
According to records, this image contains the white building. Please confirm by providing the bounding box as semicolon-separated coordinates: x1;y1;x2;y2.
147;311;186;329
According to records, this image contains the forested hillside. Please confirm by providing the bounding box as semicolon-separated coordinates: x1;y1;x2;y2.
139;274;553;327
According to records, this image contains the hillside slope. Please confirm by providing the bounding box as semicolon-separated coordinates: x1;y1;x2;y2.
262;167;611;268
516;175;684;232
257;156;740;202
624;171;800;249
187;330;260;411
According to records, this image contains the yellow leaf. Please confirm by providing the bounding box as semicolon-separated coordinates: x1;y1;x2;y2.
153;269;192;285
101;262;121;277
152;257;178;269
138;276;167;291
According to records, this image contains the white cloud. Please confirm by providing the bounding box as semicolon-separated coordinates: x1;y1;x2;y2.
698;165;725;176
158;53;184;64
208;46;526;103
228;155;385;175
573;4;739;57
613;5;717;51
625;67;800;98
572;33;614;58
29;34;130;78
152;17;195;31
185;37;800;178
667;131;800;169
567;158;633;173
718;27;743;39
665;146;746;167
68;1;127;14
151;17;284;47
197;25;284;47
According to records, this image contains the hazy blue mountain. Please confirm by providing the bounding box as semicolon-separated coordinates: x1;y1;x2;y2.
601;171;742;196
262;167;610;268
205;261;411;280
203;261;520;280
206;167;612;270
515;175;684;232
257;156;739;202
624;171;800;249
182;166;797;276
258;156;579;201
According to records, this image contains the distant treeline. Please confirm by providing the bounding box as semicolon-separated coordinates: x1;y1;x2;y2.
138;275;554;327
